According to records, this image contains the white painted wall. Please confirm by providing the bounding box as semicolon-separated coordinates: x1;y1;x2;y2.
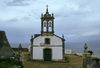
65;49;72;54
33;47;63;60
52;47;63;60
33;36;62;45
33;47;43;60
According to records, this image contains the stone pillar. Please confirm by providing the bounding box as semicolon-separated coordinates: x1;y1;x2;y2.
47;20;48;32
62;34;65;59
41;19;43;34
52;19;54;33
30;35;33;58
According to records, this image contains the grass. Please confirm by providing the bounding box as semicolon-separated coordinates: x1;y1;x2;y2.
23;52;83;68
0;58;22;68
0;52;83;68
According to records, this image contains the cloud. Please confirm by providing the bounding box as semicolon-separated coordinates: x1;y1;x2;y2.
6;0;29;6
82;31;100;37
0;0;100;43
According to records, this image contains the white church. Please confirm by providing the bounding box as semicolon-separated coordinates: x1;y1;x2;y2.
30;6;65;61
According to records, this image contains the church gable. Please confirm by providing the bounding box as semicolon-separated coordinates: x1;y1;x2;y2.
33;35;63;46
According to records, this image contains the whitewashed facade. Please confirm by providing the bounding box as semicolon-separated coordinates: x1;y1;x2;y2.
32;36;63;60
65;49;72;54
30;6;65;61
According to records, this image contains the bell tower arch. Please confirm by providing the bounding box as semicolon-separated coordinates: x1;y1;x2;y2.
41;5;54;35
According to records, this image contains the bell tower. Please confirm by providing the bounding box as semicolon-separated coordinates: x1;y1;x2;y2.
41;5;54;35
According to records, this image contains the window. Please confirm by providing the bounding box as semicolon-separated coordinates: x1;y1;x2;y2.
45;38;50;44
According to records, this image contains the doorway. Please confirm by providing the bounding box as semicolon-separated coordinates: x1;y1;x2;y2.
43;48;52;61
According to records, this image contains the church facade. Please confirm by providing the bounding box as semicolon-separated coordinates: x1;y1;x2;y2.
30;6;65;61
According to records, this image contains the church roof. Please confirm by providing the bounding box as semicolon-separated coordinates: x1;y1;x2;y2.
32;33;65;41
41;5;54;19
0;31;15;59
54;34;65;41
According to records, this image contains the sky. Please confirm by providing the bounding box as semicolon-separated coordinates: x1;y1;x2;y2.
0;0;100;44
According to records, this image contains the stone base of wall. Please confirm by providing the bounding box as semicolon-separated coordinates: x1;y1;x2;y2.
83;57;100;68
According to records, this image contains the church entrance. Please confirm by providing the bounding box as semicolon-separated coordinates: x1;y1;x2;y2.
43;48;52;61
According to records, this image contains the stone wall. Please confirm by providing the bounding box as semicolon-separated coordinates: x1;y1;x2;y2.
83;57;100;68
82;43;100;68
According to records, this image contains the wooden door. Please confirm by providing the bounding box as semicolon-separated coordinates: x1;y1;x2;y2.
44;48;52;61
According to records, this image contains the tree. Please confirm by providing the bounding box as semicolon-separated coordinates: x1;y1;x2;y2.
18;43;22;51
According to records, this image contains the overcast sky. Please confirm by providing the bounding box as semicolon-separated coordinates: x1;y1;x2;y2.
0;0;100;44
